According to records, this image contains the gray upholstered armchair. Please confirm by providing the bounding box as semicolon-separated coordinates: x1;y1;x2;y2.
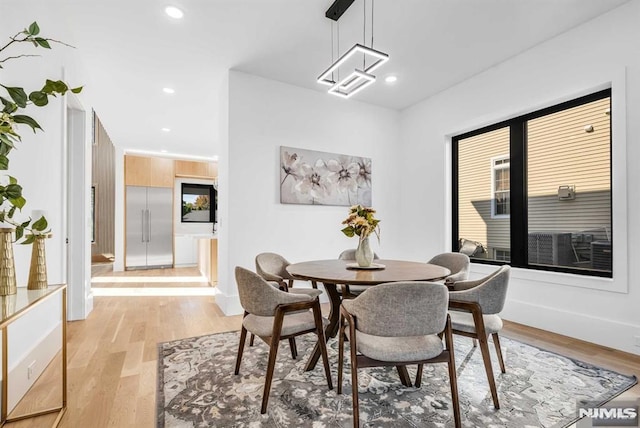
338;282;461;428
234;267;333;414
448;265;510;409
427;252;470;285
255;252;320;293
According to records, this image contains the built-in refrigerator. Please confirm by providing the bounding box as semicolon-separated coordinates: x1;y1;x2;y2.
126;186;173;269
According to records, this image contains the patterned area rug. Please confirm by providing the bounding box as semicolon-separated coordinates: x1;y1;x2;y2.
157;331;636;427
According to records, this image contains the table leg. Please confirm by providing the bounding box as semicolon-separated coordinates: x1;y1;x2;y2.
305;282;340;372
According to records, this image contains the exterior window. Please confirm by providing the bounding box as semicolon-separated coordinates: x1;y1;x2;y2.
494;249;511;262
456;127;510;263
452;89;612;278
492;157;510;217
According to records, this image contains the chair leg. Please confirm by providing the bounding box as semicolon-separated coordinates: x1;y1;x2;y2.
415;364;424;388
349;325;360;428
289;337;298;359
492;333;506;373
478;334;500;409
444;316;462;428
313;302;333;390
338;317;346;394
250;333;255;347
261;318;284;414
234;326;247;375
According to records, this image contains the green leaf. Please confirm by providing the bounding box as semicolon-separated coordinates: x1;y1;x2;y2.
9;196;26;210
5;183;22;199
15;226;23;241
0;134;15;149
12;115;42;132
41;80;56;94
0;97;17;114
32;216;48;231
1;86;28;108
35;37;50;49
52;80;68;93
341;226;355;238
71;86;83;94
29;91;49;106
20;219;30;228
28;22;40;36
8;176;17;185
0;154;8;170
21;234;36;245
7;206;16;218
0;212;4;222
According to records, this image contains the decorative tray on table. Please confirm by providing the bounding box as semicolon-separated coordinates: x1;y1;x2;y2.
345;263;386;270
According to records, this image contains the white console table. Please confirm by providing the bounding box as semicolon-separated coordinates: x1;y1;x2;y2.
0;285;67;427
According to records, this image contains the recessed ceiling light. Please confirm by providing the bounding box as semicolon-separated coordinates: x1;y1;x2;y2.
160;149;168;153
162;87;175;94
165;6;184;19
385;75;398;84
162;128;171;132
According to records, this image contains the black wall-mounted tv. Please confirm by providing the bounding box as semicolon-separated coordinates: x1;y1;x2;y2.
181;183;216;223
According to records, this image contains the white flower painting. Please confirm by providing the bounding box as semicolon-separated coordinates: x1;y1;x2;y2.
280;146;372;206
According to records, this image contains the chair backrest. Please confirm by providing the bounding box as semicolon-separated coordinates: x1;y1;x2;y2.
452;265;510;315
235;266;302;316
255;252;290;281
346;282;448;337
338;249;380;261
428;252;470;282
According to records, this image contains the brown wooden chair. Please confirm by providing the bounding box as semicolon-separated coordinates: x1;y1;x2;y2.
338;281;461;428
234;266;333;414
448;265;510;409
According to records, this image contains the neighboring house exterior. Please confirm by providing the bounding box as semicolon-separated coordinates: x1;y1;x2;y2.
457;97;611;271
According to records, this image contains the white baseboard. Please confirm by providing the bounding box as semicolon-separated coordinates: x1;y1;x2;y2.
503;299;640;356
215;292;243;316
8;322;63;412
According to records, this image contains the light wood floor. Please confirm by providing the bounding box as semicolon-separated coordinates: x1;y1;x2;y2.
8;267;640;427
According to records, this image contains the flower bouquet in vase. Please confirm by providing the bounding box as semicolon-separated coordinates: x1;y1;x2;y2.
341;205;380;267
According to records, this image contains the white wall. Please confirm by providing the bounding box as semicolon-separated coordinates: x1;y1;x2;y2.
400;1;640;354
0;11;93;407
217;71;401;314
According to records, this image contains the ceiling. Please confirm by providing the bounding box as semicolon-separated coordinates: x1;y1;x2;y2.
1;0;629;159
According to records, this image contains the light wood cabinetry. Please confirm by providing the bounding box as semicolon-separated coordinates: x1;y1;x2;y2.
125;155;175;188
197;238;218;285
175;160;217;179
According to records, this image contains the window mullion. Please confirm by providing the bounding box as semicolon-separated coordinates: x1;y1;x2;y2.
509;122;527;267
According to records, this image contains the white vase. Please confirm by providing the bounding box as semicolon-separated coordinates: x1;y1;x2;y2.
355;235;374;267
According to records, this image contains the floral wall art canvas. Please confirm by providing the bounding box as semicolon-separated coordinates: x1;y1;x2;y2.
280;146;372;206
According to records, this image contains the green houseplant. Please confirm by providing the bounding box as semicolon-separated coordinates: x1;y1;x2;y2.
0;22;82;243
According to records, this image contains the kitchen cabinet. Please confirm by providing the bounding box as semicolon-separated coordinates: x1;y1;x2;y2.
125;155;174;187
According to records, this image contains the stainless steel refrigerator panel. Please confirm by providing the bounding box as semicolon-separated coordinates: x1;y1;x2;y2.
125;186;148;268
146;187;174;267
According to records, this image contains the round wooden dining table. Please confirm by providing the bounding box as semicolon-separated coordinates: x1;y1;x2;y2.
287;259;450;374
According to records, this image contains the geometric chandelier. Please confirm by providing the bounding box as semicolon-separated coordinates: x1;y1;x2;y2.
317;0;389;99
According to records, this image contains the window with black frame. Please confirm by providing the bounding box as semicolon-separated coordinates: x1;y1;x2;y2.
452;89;612;277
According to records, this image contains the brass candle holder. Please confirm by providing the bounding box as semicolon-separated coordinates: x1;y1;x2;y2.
0;228;16;296
27;233;52;290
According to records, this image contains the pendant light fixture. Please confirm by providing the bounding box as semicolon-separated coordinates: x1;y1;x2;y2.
317;0;389;99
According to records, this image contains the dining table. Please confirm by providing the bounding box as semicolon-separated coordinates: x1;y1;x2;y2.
286;259;451;382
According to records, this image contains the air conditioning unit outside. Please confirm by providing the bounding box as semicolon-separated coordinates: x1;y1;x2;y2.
528;232;574;266
590;240;612;271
